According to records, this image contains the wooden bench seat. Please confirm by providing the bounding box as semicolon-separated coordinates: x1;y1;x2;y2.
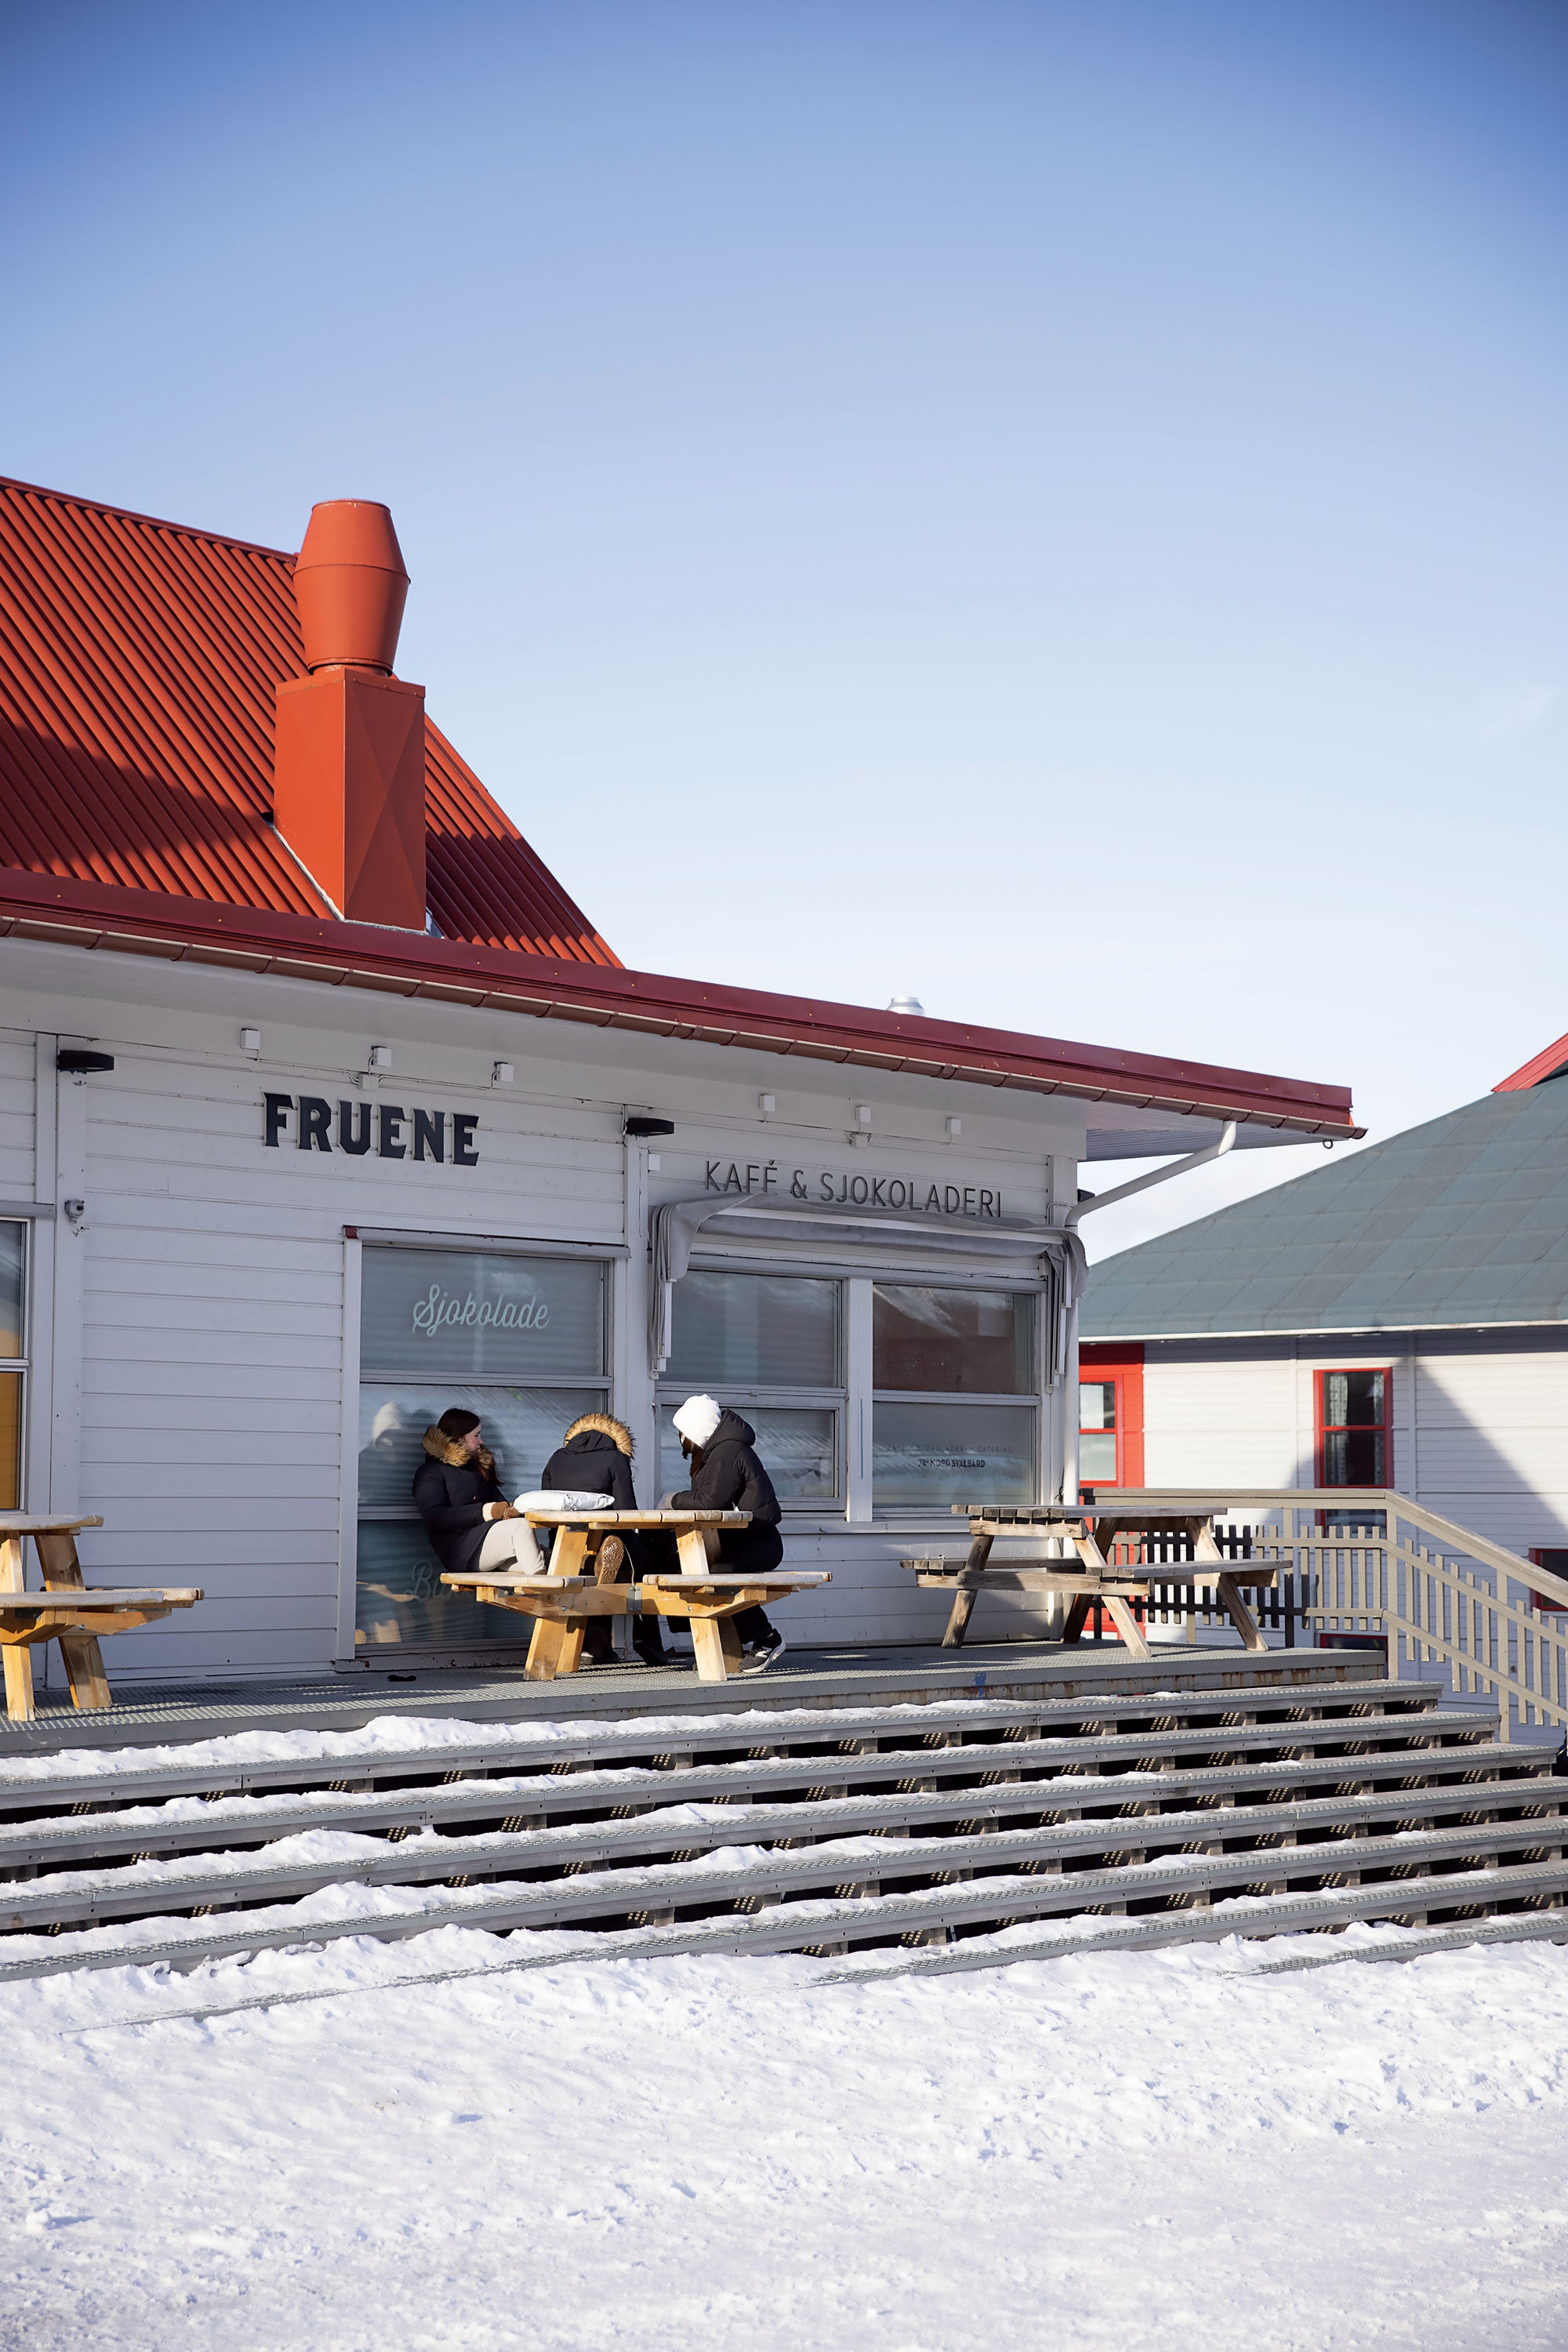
0;1514;203;1722
444;1508;830;1683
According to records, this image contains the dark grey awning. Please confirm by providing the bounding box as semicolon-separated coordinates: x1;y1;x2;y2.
650;1195;1087;1377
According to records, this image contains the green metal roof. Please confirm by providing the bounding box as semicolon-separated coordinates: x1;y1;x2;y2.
1081;1078;1568;1339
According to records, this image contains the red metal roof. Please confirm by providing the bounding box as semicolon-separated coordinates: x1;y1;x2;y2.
0;475;618;966
1494;1033;1568;1093
0;474;1360;1142
0;866;1362;1139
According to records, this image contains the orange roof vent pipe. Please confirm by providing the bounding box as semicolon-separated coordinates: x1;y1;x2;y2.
292;499;410;672
274;500;426;928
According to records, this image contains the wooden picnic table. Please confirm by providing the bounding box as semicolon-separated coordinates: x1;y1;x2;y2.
442;1507;829;1684
0;1513;202;1723
902;1501;1276;1661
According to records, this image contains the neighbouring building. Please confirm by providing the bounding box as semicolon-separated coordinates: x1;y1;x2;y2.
0;474;1356;1682
1080;1044;1568;1589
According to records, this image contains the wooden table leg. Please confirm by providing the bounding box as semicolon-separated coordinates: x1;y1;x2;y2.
1215;1572;1268;1653
942;1530;993;1648
0;1535;34;1722
689;1610;744;1682
36;1530;112;1711
1102;1592;1152;1661
1060;1593;1092;1646
524;1618;566;1681
1192;1518;1269;1655
675;1528;717;1577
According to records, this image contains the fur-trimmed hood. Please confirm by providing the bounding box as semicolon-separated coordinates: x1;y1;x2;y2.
422;1426;497;1482
562;1412;634;1460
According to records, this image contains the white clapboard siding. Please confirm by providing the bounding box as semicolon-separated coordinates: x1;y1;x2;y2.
1143;1345;1304;1489
1136;1330;1568;1557
0;1032;36;1198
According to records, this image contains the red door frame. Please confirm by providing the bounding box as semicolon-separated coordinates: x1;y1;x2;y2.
1078;1345;1145;1490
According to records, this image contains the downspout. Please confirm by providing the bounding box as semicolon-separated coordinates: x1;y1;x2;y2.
1059;1122;1236;1502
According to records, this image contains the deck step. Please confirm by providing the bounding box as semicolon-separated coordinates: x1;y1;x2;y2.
0;1708;1513;1875
3;1777;1563;1933
0;1677;1445;1817
3;1852;1566;1987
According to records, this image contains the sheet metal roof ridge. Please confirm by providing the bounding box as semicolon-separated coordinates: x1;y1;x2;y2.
0;866;1360;1132
1496;1029;1568;1093
0;473;294;561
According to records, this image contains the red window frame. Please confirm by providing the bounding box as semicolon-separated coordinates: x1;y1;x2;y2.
1529;1549;1568;1616
1078;1345;1144;1490
1314;1366;1392;1492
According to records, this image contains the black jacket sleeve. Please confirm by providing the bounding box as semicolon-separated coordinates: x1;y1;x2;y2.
674;1440;777;1521
604;1451;638;1510
413;1459;493;1538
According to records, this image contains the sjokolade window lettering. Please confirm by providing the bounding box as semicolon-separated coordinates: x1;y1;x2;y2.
263;1093;480;1165
702;1160;1003;1218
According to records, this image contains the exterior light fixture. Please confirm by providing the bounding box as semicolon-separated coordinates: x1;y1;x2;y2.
56;1049;114;1075
240;1027;262;1055
368;1045;393;1070
855;1104;872;1126
626;1116;675;1138
492;1062;515;1086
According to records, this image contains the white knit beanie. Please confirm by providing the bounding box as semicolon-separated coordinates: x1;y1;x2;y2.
672;1394;723;1447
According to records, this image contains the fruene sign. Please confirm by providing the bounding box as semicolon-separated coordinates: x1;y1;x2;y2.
704;1160;1003;1218
263;1092;480;1164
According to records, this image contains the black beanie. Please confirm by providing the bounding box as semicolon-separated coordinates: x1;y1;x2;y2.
437;1406;481;1441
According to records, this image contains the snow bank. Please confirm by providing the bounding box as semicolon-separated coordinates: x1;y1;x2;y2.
2;1923;1567;2349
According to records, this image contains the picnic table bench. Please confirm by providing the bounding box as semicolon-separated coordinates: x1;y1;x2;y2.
902;1501;1276;1661
443;1507;829;1683
0;1513;203;1723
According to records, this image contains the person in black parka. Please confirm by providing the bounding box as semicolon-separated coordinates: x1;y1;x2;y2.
539;1412;666;1667
413;1405;622;1665
412;1406;526;1581
669;1394;785;1668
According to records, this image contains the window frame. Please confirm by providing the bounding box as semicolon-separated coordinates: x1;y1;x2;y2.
869;1280;1041;1514
657;1265;848;1506
1314;1364;1392;1492
1529;1549;1568;1617
0;1218;28;1513
351;1240;615;1656
1077;1346;1145;1491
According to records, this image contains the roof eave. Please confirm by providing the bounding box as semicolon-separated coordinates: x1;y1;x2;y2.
0;869;1363;1138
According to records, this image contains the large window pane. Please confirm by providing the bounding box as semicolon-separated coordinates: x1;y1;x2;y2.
1078;1432;1118;1480
666;1272;838;1388
657;1404;837;1504
354;1520;530;1651
1079;1381;1116;1433
359;1385;609;1510
0;1372;19;1508
1323;1370;1385;1428
873;1287;1034;1395
1323;1428;1385;1486
0;1225;22;1359
873;1402;1035;1509
361;1248;605;1379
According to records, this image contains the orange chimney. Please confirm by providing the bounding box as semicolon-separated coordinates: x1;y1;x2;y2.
273;500;426;928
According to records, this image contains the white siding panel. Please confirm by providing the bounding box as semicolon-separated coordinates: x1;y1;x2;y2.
1143;1345;1302;1489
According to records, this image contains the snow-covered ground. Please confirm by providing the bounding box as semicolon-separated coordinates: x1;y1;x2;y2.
4;1921;1568;2350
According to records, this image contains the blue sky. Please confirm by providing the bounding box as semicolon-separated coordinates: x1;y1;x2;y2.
3;1;1564;1253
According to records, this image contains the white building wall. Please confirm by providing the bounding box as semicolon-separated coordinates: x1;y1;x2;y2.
1;934;1088;1681
1142;1330;1568;1560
